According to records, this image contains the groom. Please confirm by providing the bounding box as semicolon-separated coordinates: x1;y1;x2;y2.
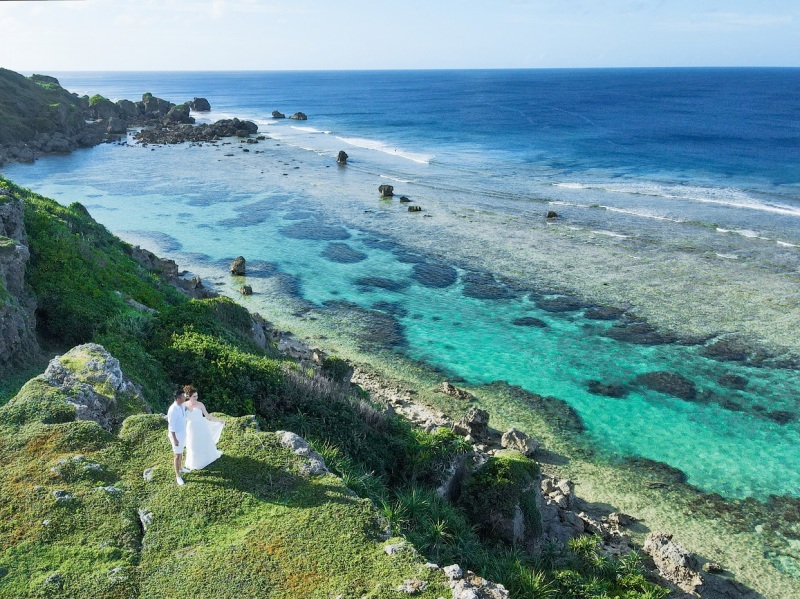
167;389;190;486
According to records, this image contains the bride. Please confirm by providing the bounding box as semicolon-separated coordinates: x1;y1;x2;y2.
183;385;225;471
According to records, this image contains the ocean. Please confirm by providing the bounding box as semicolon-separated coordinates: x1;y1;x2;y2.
4;68;800;594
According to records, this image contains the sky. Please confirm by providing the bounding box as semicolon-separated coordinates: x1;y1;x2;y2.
0;0;798;71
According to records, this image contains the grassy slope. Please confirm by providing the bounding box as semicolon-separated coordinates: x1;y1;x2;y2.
0;408;447;598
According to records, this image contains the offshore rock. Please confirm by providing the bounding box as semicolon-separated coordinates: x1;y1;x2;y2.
336;150;348;164
190;97;211;112
271;110;286;119
230;255;246;275
378;184;394;197
0;194;39;373
289;112;308;120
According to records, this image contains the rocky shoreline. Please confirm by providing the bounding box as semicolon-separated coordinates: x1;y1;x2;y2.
116;245;761;598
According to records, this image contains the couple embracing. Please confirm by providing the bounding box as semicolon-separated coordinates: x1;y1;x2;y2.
167;385;225;486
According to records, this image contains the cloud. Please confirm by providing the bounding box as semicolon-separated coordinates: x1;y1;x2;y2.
667;12;794;32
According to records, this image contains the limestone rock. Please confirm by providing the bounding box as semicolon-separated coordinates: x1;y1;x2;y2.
397;579;427;594
0;196;39;373
500;428;539;456
271;110;286;119
289;112;308;120
407;205;422;212
453;407;490;440
230;256;246;275
451;570;509;599
378;184;394;197
336;150;348;164
439;381;474;401
143;468;155;482
443;564;463;580
137;508;153;531
276;431;328;475
39;343;149;431
546;210;559;218
643;531;703;595
239;285;253;296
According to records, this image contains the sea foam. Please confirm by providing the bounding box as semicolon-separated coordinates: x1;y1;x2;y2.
336;136;434;164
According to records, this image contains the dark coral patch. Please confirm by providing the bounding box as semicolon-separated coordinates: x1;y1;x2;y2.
322;243;367;264
635;371;697;401
412;263;458;288
281;220;351;241
355;277;407;292
461;272;518;300
511;317;548;328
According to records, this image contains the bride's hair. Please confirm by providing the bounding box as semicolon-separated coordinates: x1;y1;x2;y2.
183;384;197;396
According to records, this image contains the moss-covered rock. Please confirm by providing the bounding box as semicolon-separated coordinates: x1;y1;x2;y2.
2;344;149;432
459;450;542;550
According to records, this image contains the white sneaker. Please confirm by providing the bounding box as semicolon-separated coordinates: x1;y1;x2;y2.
176;476;185;486
180;468;191;473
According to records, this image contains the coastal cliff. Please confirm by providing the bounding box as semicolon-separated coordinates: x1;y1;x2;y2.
0;190;38;373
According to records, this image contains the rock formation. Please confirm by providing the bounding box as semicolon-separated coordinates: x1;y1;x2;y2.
7;343;150;431
230;256;246;275
378;184;394;197
289;112;308;120
337;150;348;164
0;192;39;373
271;110;286;119
190;97;211;112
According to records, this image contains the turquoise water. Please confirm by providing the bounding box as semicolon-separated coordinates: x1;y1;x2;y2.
5;131;800;501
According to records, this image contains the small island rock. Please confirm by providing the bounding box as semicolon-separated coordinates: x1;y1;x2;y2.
230;256;246;276
378;184;394;197
271;110;286;119
190;97;211;112
289;112;308;120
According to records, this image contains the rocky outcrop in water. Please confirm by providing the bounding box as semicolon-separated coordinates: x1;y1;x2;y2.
190;97;211;112
271;110;286;119
0;192;39;374
230;255;246;276
133;117;258;145
337;150;348;164
289;112;308;120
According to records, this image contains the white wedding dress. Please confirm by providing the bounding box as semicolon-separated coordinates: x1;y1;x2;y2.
184;407;224;470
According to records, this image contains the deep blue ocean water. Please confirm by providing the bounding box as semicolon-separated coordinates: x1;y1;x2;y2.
5;69;800;508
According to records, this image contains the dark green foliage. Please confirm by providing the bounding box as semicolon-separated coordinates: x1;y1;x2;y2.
12;179;180;345
459;451;542;541
320;355;352;381
0;69;87;145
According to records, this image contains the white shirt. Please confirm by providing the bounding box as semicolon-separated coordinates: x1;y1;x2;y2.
167;402;186;438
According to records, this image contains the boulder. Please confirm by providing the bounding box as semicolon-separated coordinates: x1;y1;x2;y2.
451;571;510;599
164;104;194;124
230;256;246;275
276;431;329;475
378;184;394;197
239;285;253;296
439;381;474;401
336;150;348;164
546;211;559;218
115;99;140;119
501;428;539;456
407;205;422;212
399;196;411;203
289;112;308;120
453;407;490;440
190;97;211;112
36;343;149;431
271;110;286;119
141;93;173;118
643;532;703;595
107;117;127;134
